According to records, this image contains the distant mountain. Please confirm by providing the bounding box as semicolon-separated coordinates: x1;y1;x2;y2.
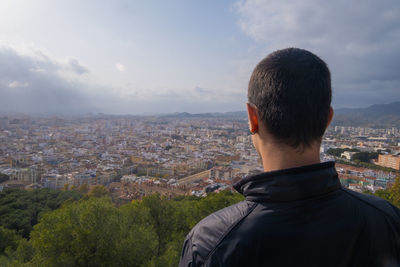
159;111;247;120
333;102;400;127
156;102;400;128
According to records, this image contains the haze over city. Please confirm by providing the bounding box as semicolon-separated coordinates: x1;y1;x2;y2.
0;0;399;114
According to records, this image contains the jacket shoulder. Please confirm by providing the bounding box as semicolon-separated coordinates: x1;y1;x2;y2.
341;188;400;223
179;200;257;267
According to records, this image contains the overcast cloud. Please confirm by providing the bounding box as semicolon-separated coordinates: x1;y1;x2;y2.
0;45;242;115
235;0;400;108
0;45;95;114
0;1;398;114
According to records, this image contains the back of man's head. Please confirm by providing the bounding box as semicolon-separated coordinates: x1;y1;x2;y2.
248;48;331;149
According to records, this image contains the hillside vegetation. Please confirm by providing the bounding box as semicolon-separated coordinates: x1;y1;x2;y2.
0;188;243;266
333;101;400;127
0;180;399;266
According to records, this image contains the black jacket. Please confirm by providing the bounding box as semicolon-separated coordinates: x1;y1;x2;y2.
179;162;400;267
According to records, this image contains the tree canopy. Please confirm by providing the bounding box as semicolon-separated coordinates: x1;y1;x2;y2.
326;148;360;157
0;188;82;237
0;173;9;183
352;151;379;163
1;181;399;266
1;190;243;266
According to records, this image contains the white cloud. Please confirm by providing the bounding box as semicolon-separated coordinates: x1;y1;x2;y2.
115;63;126;72
8;81;29;88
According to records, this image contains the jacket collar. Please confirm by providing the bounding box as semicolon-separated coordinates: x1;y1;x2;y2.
233;161;341;203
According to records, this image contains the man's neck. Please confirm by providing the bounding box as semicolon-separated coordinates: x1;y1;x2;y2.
258;141;321;172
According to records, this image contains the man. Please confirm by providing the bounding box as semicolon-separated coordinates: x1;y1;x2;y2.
179;48;400;267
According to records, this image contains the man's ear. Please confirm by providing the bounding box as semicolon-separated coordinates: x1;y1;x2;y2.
246;103;259;134
326;106;334;127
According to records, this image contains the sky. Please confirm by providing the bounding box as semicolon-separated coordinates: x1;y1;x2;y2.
0;0;399;115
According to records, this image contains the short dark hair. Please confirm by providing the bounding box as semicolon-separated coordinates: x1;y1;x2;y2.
248;48;331;148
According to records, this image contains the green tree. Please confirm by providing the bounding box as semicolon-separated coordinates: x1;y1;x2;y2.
388;177;400;207
366;177;400;208
14;238;35;264
29;198;119;266
5;190;245;266
63;184;70;191
116;202;158;266
0;188;82;237
26;197;158;267
87;185;109;198
142;194;175;256
373;189;391;202
79;183;89;194
352;152;379;163
0;226;21;255
0;173;9;183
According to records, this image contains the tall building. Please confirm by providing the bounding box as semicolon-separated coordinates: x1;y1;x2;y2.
376;154;400;170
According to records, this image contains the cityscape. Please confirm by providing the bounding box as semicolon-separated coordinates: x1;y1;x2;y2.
1;113;399;202
1;0;399;265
